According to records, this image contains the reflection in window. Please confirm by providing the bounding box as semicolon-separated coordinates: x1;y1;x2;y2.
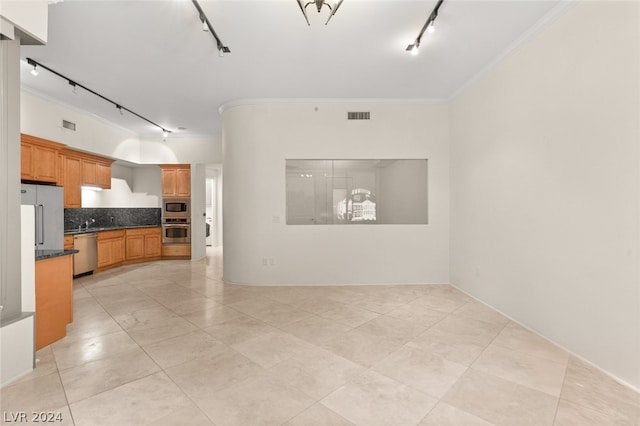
337;188;376;222
286;159;428;225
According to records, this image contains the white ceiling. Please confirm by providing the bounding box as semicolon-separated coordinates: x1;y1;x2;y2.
20;0;563;139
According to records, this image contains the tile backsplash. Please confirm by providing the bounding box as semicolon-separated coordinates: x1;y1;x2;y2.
64;208;161;231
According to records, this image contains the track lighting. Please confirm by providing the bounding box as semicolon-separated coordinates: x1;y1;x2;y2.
28;58;39;76
69;81;78;94
162;130;169;139
406;0;445;55
192;0;231;56
25;57;172;137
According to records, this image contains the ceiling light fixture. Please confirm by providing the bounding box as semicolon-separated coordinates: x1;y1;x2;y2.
25;57;171;138
192;0;230;56
28;58;39;76
69;80;78;94
406;0;445;55
297;0;344;26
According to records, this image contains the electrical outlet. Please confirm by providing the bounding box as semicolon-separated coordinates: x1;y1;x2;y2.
269;257;275;266
262;257;268;266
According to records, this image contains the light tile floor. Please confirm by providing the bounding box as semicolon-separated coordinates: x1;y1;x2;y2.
2;247;639;425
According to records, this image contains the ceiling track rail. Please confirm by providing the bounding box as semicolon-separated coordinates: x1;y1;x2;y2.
26;57;171;136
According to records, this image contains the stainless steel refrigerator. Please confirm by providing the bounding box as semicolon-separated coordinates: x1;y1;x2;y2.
20;184;64;250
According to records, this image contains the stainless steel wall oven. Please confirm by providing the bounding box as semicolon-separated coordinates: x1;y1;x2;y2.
162;217;191;244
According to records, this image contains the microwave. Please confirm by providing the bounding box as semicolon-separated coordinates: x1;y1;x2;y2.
163;198;190;217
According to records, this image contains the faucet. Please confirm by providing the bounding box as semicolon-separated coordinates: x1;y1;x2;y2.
85;218;96;229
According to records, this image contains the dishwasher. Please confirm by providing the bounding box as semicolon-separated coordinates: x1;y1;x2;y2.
73;233;98;276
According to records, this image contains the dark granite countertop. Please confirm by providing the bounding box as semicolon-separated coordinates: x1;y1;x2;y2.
64;224;161;235
35;249;79;261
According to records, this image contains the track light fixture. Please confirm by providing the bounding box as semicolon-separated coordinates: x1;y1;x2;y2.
25;58;171;138
28;58;39;76
192;0;231;56
296;0;344;26
406;0;445;55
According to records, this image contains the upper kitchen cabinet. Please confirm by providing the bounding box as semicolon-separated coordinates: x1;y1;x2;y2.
60;148;114;208
60;149;82;208
81;154;114;189
21;134;65;183
160;165;191;197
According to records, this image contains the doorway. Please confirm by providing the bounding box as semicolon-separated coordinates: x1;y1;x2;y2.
205;166;222;247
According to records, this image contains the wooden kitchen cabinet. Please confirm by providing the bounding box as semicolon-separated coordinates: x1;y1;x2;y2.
64;235;74;250
161;244;191;258
160;165;191;197
21;134;65;183
96;162;112;188
125;234;145;260
82;159;97;185
35;254;73;350
81;155;113;189
60;150;83;208
61;149;114;207
97;230;125;270
126;228;162;262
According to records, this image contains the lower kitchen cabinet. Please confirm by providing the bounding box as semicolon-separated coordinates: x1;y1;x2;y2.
80;227;179;273
161;244;191;258
125;228;161;262
97;230;125;270
35;254;73;350
64;235;74;250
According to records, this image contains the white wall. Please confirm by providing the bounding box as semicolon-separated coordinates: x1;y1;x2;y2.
222;102;449;285
21;90;142;163
0;37;23;321
207;166;223;247
139;136;222;165
0;316;34;387
449;1;639;388
191;164;206;260
21;90;223;165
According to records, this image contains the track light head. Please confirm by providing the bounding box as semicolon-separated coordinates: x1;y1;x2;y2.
427;20;435;33
406;43;419;56
406;0;444;54
193;0;231;56
28;58;39;76
218;45;230;57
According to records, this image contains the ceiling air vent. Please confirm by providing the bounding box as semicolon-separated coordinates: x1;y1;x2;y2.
347;111;370;120
62;120;76;131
